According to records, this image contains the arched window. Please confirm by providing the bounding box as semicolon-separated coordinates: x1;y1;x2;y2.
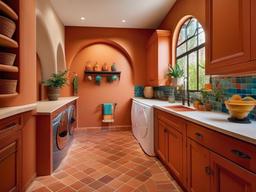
176;17;209;91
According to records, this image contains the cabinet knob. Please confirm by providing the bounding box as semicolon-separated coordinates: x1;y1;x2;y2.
231;149;251;160
195;132;203;140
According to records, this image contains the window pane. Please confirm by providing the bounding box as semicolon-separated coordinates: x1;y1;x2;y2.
177;56;187;76
198;48;209;89
187;36;197;51
198;32;205;45
176;43;186;57
187;18;197;38
188;52;197;90
177;27;186;45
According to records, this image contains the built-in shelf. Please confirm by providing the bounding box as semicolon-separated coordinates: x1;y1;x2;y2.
84;71;121;77
0;64;18;72
0;34;18;48
0;1;18;20
0;92;18;98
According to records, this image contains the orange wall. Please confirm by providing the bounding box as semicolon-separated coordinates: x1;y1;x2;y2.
160;0;206;30
65;27;153;128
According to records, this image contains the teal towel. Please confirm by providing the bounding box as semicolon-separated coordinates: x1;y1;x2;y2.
103;103;113;115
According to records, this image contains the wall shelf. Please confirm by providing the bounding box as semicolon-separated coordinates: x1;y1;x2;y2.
0;64;18;72
0;1;18;20
84;71;121;77
0;34;18;48
0;92;18;98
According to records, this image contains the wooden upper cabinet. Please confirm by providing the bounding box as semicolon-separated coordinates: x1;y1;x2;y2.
252;0;256;61
187;139;211;192
211;152;256;192
206;0;253;75
146;30;171;86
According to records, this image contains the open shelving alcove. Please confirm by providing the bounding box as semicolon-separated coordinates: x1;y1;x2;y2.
0;0;19;98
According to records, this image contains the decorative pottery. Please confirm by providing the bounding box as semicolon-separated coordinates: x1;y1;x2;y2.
143;86;154;99
112;75;118;81
93;63;101;71
0;79;17;94
85;64;93;71
47;87;60;101
102;63;110;71
171;78;183;87
0;52;16;66
111;63;117;71
95;75;102;85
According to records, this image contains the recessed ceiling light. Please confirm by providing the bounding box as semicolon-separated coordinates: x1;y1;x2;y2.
122;19;126;23
80;17;85;21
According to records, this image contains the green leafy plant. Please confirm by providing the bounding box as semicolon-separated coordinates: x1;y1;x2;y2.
44;70;68;88
200;89;211;104
167;64;184;78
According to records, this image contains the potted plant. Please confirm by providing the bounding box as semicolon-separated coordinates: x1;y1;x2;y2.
167;64;184;86
72;73;78;96
44;70;68;101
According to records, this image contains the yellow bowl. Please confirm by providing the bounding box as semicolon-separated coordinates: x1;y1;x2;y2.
225;101;255;119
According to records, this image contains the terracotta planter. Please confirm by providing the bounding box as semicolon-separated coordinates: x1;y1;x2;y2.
170;78;183;87
0;16;16;38
47;87;60;101
0;52;16;66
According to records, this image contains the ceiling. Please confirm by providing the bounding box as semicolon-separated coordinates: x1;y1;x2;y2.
50;0;176;29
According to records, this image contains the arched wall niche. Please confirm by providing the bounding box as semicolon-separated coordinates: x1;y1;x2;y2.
57;43;66;72
69;39;135;82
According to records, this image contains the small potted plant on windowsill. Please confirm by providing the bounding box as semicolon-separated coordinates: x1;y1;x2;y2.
167;64;184;87
44;70;68;101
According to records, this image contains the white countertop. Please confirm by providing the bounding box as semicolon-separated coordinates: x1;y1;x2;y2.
133;97;256;145
0;103;37;120
36;97;79;114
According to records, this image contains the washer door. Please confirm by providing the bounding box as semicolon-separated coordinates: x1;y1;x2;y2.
136;105;149;139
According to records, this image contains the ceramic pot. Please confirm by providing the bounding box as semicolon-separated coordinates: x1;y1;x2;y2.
93;64;101;71
143;86;154;99
170;78;183;87
102;63;109;71
47;87;60;101
85;64;93;71
111;64;117;71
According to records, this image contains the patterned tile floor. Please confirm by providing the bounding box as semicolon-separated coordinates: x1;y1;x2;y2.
28;130;182;192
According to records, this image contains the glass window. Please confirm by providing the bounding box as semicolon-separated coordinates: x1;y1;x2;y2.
176;17;209;91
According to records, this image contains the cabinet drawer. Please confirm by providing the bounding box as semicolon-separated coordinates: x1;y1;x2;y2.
156;110;186;132
187;122;256;173
0;115;22;134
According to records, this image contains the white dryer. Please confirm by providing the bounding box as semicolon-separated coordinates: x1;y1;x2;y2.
131;100;155;156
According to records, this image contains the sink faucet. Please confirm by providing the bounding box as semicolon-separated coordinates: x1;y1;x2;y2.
181;77;190;106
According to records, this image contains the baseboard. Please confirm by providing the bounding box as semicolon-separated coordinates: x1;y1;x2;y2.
76;125;131;132
22;172;36;192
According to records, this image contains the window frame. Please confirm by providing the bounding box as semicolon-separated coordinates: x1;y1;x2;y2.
176;17;206;92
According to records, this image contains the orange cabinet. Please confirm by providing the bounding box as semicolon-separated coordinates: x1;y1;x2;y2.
154;109;187;189
187;139;211;192
252;0;256;61
211;152;256;192
0;115;22;192
206;0;255;74
146;30;171;86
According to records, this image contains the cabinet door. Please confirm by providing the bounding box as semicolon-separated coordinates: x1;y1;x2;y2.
187;139;211;192
211;152;256;192
206;0;251;74
167;126;184;183
0;133;21;192
146;35;158;85
252;0;256;60
156;121;168;162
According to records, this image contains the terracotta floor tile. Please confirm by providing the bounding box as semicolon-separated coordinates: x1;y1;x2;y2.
88;180;105;189
69;181;84;190
28;130;182;192
98;175;114;184
47;181;66;191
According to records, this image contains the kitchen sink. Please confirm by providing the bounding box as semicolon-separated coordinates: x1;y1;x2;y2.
164;105;196;112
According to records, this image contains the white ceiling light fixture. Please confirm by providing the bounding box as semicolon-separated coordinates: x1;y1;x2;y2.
80;17;85;21
122;19;126;23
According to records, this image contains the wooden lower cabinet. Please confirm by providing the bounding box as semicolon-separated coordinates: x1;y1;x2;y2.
166;124;184;184
211;152;256;192
155;109;256;192
0;116;22;192
187;139;211;192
